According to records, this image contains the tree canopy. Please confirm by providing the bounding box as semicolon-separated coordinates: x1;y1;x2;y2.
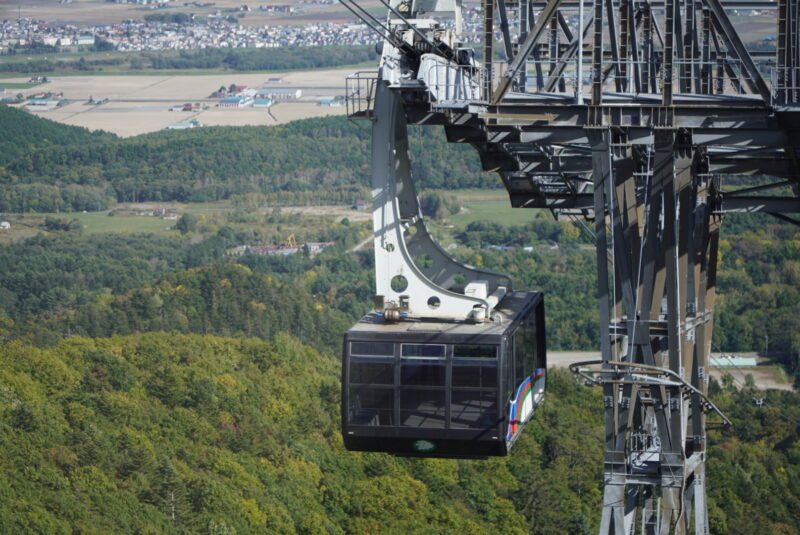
0;105;797;534
0;108;495;212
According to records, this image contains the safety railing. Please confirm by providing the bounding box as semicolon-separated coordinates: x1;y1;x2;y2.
628;431;662;474
518;56;767;98
345;71;380;120
770;67;800;106
568;359;731;426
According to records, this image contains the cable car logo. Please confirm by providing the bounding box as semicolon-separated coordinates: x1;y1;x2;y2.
506;369;545;443
412;440;437;453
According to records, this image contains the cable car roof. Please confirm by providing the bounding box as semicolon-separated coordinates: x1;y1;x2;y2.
347;291;542;338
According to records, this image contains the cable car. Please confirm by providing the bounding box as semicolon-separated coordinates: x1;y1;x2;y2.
342;291;546;458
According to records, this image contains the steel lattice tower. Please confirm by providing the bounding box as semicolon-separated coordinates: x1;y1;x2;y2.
341;0;800;532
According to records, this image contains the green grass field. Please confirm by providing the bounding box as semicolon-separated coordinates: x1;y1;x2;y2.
0;212;176;242
0;82;43;89
449;200;537;228
447;188;506;202
421;192;542;245
71;212;178;234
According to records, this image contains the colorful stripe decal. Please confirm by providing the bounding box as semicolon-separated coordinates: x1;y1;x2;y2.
506;369;545;443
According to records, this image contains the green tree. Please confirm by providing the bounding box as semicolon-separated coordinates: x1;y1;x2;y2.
151;457;188;527
176;213;198;234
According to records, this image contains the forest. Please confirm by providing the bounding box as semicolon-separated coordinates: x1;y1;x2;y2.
0;105;491;212
0;106;798;533
1;107;798;360
143;46;377;72
1;333;797;534
0;45;378;75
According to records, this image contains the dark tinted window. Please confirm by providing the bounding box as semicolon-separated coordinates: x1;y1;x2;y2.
514;331;526;385
452;363;497;388
349;387;394;426
402;344;445;358
401;362;446;386
400;389;446;428
350;362;394;385
351;341;394;356
453;345;496;359
514;312;540;383
450;391;498;429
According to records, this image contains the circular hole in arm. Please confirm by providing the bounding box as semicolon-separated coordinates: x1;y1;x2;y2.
391;275;408;292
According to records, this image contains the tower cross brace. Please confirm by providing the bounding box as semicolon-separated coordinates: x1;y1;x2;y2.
342;0;800;532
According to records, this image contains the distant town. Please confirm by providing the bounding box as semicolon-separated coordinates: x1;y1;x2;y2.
0;5;384;53
2;3;487;53
0;3;775;54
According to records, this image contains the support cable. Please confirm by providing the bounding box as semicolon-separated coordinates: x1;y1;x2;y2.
338;0;407;50
628;149;654;363
608;145;619;363
372;0;448;58
492;0;564;103
568;212;597;240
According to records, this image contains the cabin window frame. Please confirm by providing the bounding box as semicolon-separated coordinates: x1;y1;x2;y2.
346;340;501;431
347;341;397;426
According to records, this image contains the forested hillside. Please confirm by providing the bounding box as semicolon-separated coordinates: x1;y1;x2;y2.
0;218;370;351
0;332;578;534
0;223;593;353
0;45;378;75
0;101;797;360
0;106;114;167
143;46;378;72
714;214;800;372
0;107;492;212
1;210;799;370
0;333;797;534
0;108;798;533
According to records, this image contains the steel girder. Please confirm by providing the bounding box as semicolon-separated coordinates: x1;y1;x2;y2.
343;0;799;532
462;4;797;531
446;2;794;533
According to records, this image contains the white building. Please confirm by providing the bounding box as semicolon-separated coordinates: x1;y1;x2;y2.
167;120;204;130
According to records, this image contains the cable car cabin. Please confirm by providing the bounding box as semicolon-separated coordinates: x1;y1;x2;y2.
342;291;546;458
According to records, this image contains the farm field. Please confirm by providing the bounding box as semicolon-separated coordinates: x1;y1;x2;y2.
9;69;352;99
0;81;44;89
449;199;537;227
0;211;176;243
0;0;382;27
10;69;355;136
36;99;346;136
